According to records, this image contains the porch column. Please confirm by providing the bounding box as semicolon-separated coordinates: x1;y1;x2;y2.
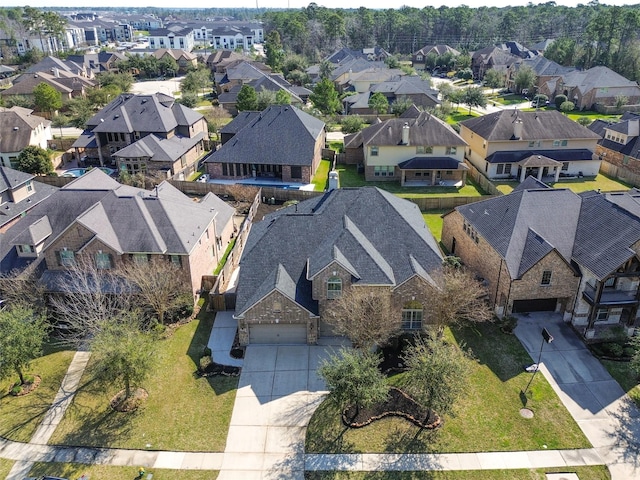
401;170;405;186
520;165;526;182
537;167;543;181
554;166;561;183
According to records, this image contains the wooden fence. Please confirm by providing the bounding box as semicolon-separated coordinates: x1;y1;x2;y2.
464;160;504;196
599;161;640;189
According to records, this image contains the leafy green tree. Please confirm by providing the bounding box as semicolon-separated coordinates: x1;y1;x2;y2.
87;85;121;108
97;71;134;92
42;10;66;53
483;69;504;89
158;55;179;77
615;94;629;109
319;60;333;80
554;94;568;109
463;86;487;114
577;117;592;127
560;101;575;114
341;115;364;134
455;54;472;70
544;37;580;66
368;92;389;115
67;97;94;129
457;68;473;81
390;96;414;116
51;113;69;139
265;30;285;72
513;66;536;94
0;306;49;386
33;82;62;115
402;334;471;418
178;92;198;108
237;85;258;111
181;67;211;95
16;145;53;175
256;88;277;111
318;348;389;417
309;78;341;115
275;89;291;105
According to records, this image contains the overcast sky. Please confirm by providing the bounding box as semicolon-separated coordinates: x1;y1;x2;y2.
8;0;640;10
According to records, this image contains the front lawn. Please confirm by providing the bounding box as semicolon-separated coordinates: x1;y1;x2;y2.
489;94;527;106
0;346;75;443
312;159;332;191
306;323;590;454
423;210;447;242
602;359;640;407
48;313;237;451
28;463;218;480
335;165;486;198
305;466;610;480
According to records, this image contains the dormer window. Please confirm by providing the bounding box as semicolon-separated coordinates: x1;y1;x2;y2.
18;245;34;254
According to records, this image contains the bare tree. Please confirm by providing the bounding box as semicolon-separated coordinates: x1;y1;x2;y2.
0;267;46;313
325;286;400;349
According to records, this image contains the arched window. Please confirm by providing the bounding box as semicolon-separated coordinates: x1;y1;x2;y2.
327;277;342;299
402;300;423;330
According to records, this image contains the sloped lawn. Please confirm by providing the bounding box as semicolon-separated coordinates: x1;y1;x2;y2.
306;323;590;454
48;314;237;451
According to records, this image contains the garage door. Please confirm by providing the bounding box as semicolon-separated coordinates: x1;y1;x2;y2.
512;298;557;313
248;324;307;344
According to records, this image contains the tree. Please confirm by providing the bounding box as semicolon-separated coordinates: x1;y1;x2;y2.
236;85;258;111
341;115;364;134
97;71;134;92
158;55;179;77
275;89;291;105
204;106;232;140
87;84;121;108
318;348;389;416
532;94;549;108
456;68;473;81
577;117;593;127
33;82;62;116
0;306;49;386
554;94;568;109
483;69;505;89
265;30;285;72
180;67;211;95
16;145;53;175
67;97;94;129
615;94;629;110
325;287;400;348
560;101;575;114
51;113;68;139
390;96;414;116
401;334;471;418
309;78;341;115
463;86;487;115
256;87;277;111
544;37;580;66
178;92;198;108
513;66;536;95
368;92;389;115
423;262;493;334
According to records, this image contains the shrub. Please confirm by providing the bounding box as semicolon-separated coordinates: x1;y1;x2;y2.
203;346;212;357
341;115;364;134
178;92;199;108
11;384;22;395
199;355;212;372
577;117;592;127
554;94;567;109
560;101;575;114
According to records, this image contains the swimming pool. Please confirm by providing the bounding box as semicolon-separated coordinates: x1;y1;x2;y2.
62;167;116;177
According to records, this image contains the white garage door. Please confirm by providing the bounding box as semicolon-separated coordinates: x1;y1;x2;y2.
248;324;307;344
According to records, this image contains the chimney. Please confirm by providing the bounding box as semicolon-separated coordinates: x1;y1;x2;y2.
53;67;59;78
513;119;523;140
402;122;410;146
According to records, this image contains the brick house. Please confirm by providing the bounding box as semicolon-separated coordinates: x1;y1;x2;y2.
412;44;461;71
460;110;601;182
234;187;443;345
343;108;468;186
441;178;640;340
0;107;52;169
205;105;325;185
0;169;235;299
72;93;208;179
589;112;640;176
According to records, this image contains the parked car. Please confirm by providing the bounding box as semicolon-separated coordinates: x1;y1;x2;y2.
196;173;210;183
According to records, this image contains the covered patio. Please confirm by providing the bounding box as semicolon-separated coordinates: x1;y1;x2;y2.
397;157;468;187
516;154;562;183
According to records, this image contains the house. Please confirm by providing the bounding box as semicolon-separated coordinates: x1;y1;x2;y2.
589;112;640;175
205;105;325;184
0;107;52;169
370;76;440;110
412;44;461;71
326;46;391;64
506;56;575;95
152;49;197;73
217;74;304;115
148;27;195;52
460;110;601;182
0;166;57;233
471;46;521;80
344;109;468;186
72;93;208;179
66;52;127;75
0;168;235;298
340;68;403;93
234;186;444;345
214;60;272;94
1;70;94;103
206;49;248;72
26;56;91;79
441;181;640;340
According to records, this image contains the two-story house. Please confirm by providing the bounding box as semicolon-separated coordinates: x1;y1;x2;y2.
0;107;52;169
344;109;468;186
460;110;601;182
441;179;640;340
73;93;208;179
589;112;640;176
411;44;461;71
234;186;443;345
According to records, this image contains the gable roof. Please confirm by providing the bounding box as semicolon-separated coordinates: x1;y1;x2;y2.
0;107;50;153
561;66;639;94
414;44;461;57
112;132;204;163
235;187;443;316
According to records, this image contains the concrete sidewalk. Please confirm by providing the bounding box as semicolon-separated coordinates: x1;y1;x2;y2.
207;311;243;368
514;312;640;479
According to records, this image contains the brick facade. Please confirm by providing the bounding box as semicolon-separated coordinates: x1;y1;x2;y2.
597;145;640;176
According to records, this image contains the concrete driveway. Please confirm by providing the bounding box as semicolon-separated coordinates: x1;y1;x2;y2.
514;312;640;479
219;343;341;479
130;76;185;96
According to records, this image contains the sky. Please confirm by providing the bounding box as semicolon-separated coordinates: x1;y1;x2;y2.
6;0;640;10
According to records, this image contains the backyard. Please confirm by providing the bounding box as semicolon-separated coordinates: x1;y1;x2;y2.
493;173;631;195
306;323;591;455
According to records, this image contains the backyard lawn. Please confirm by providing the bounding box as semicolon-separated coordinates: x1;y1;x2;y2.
494;174;631;195
47;312;237;452
445;111;479;126
423;210;447;242
306;323;591;454
305;466;611;479
312;159;332;191
601;359;640;407
336;165;486;198
28;463;218;480
0;346;75;443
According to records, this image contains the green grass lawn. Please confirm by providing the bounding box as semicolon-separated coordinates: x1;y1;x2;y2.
601;359;640;407
335;165;486;198
494;173;631;195
29;462;218;480
423;210;447;242
445;111;479;126
312;159;332;191
306;322;590;454
0;459;14;479
48;313;237;452
305;466;610;480
489;94;527;106
214;238;236;275
0;346;75;443
520;106;620;125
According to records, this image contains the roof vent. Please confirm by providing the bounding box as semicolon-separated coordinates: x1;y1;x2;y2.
13;127;18;131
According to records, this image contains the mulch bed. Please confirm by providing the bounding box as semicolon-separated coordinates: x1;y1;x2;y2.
198;361;241;377
110;387;148;412
342;387;441;430
10;375;41;396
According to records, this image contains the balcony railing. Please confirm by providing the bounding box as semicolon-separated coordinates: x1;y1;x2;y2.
583;282;639;305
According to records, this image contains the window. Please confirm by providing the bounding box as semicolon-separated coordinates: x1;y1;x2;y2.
60;249;75;266
327;277;342;299
446;146;457;155
170;255;181;266
596;308;609;322
132;253;148;264
374;166;394;177
370;146;379;156
604;277;616;288
273;301;282;312
553;140;568;147
291;166;302;179
624;155;630;165
18;244;34;253
416;55;423;61
504;163;512;175
541;270;552;286
95;252;111;270
562;162;569;171
402;301;423;330
496;164;504;174
26;180;33;192
528;141;535;148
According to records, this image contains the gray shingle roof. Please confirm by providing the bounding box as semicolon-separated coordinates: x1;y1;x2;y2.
0;107;51;154
235;187;443;316
205;105;324;167
112;132;204;163
397;157;468;170
486;149;596;164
